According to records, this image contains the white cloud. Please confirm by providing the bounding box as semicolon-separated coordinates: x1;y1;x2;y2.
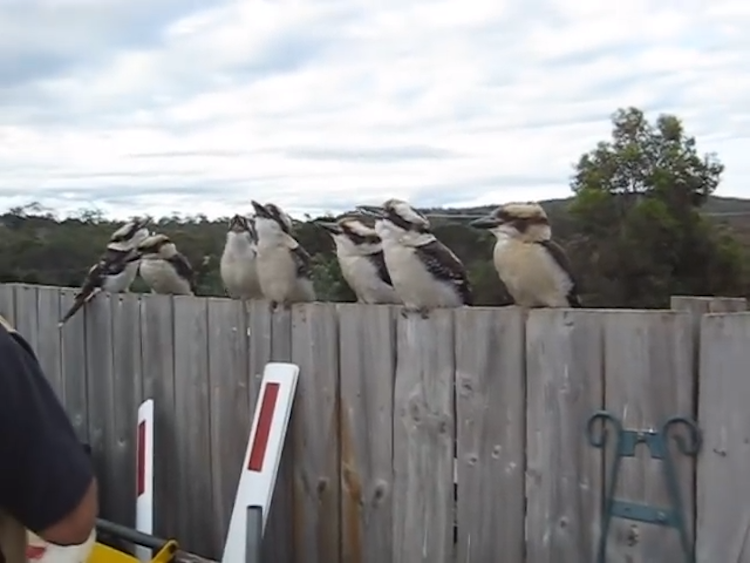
0;0;748;220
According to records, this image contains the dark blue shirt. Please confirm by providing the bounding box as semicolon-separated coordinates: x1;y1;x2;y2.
0;322;93;535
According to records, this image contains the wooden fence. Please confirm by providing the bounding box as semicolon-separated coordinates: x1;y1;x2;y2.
1;282;749;563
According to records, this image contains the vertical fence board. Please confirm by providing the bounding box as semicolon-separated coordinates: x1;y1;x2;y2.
140;294;177;539
338;303;395;563
14;284;39;351
110;293;143;529
290;303;341;563
246;300;293;563
696;312;750;562
453;306;525;561
603;311;695;563
0;283;16;324
392;310;455;563
59;288;89;441
173;295;213;558
85;293;116;520
207;298;250;553
265;305;295;563
36;286;64;399
525;309;604;563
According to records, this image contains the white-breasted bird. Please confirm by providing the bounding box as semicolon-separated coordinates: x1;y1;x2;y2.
250;200;316;309
356;198;472;317
469;202;581;308
130;233;196;295
313;216;401;304
220;213;262;300
58;218;150;327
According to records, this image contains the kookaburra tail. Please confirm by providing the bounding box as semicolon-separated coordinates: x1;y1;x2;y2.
58;217;150;327
356;198;472;317
251;200;316;309
470;202;581;308
313;216;401;304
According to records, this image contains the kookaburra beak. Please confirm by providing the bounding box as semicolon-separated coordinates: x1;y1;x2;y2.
355;205;385;218
250;200;270;218
312;218;342;234
469;215;501;229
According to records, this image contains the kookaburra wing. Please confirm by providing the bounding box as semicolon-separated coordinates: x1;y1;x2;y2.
470;202;581;308
413;240;473;305
313;216;400;304
130;234;195;295
251;200;316;309
357;198;472;316
58;249;134;327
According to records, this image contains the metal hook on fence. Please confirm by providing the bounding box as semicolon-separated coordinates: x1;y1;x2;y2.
586;410;701;563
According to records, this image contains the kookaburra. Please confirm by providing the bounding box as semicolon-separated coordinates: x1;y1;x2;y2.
220;213;262;300
129;233;196;295
58;217;150;327
470;202;581;308
313;216;401;304
250;200;316;309
356;198;473;317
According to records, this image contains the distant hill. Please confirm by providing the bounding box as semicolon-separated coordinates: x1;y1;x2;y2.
426;195;750;219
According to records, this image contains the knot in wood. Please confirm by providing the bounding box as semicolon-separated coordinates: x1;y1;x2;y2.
373;480;388;503
317;478;328;495
466;453;478;466
626;524;639;546
491;445;502;458
408;400;422;422
438;419;449;434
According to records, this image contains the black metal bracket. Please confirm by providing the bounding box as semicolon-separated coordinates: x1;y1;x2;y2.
586;410;702;563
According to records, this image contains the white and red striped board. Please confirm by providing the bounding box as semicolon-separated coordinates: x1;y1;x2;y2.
135;398;155;562
221;362;300;563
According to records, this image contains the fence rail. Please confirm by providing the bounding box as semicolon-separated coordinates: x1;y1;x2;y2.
1;283;749;563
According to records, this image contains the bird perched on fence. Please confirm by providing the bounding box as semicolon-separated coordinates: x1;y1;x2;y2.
356;198;472;318
129;233;196;295
251;200;316;310
469;201;581;308
58;218;151;327
220;213;262;300
313;216;401;305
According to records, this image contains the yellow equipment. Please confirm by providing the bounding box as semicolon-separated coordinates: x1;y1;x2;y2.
86;519;205;563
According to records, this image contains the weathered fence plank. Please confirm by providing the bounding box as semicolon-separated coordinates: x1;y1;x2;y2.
85;293;117;520
454;306;525;562
140;294;177;539
207;297;250;553
290;303;341;563
696;312;750;563
173;295;213;558
392;310;455;563
36;285;64;399
14;284;39;352
110;293;143;529
246;300;294;563
59;288;89;441
0;283;15;323
337;303;395;563
525;309;604;563
602;311;695;563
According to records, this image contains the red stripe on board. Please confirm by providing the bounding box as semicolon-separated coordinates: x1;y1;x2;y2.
247;382;281;472
136;420;146;496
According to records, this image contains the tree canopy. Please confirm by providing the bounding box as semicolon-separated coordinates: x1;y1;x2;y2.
0;106;748;309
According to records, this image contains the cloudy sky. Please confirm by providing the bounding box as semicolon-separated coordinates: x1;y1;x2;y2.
0;0;748;221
